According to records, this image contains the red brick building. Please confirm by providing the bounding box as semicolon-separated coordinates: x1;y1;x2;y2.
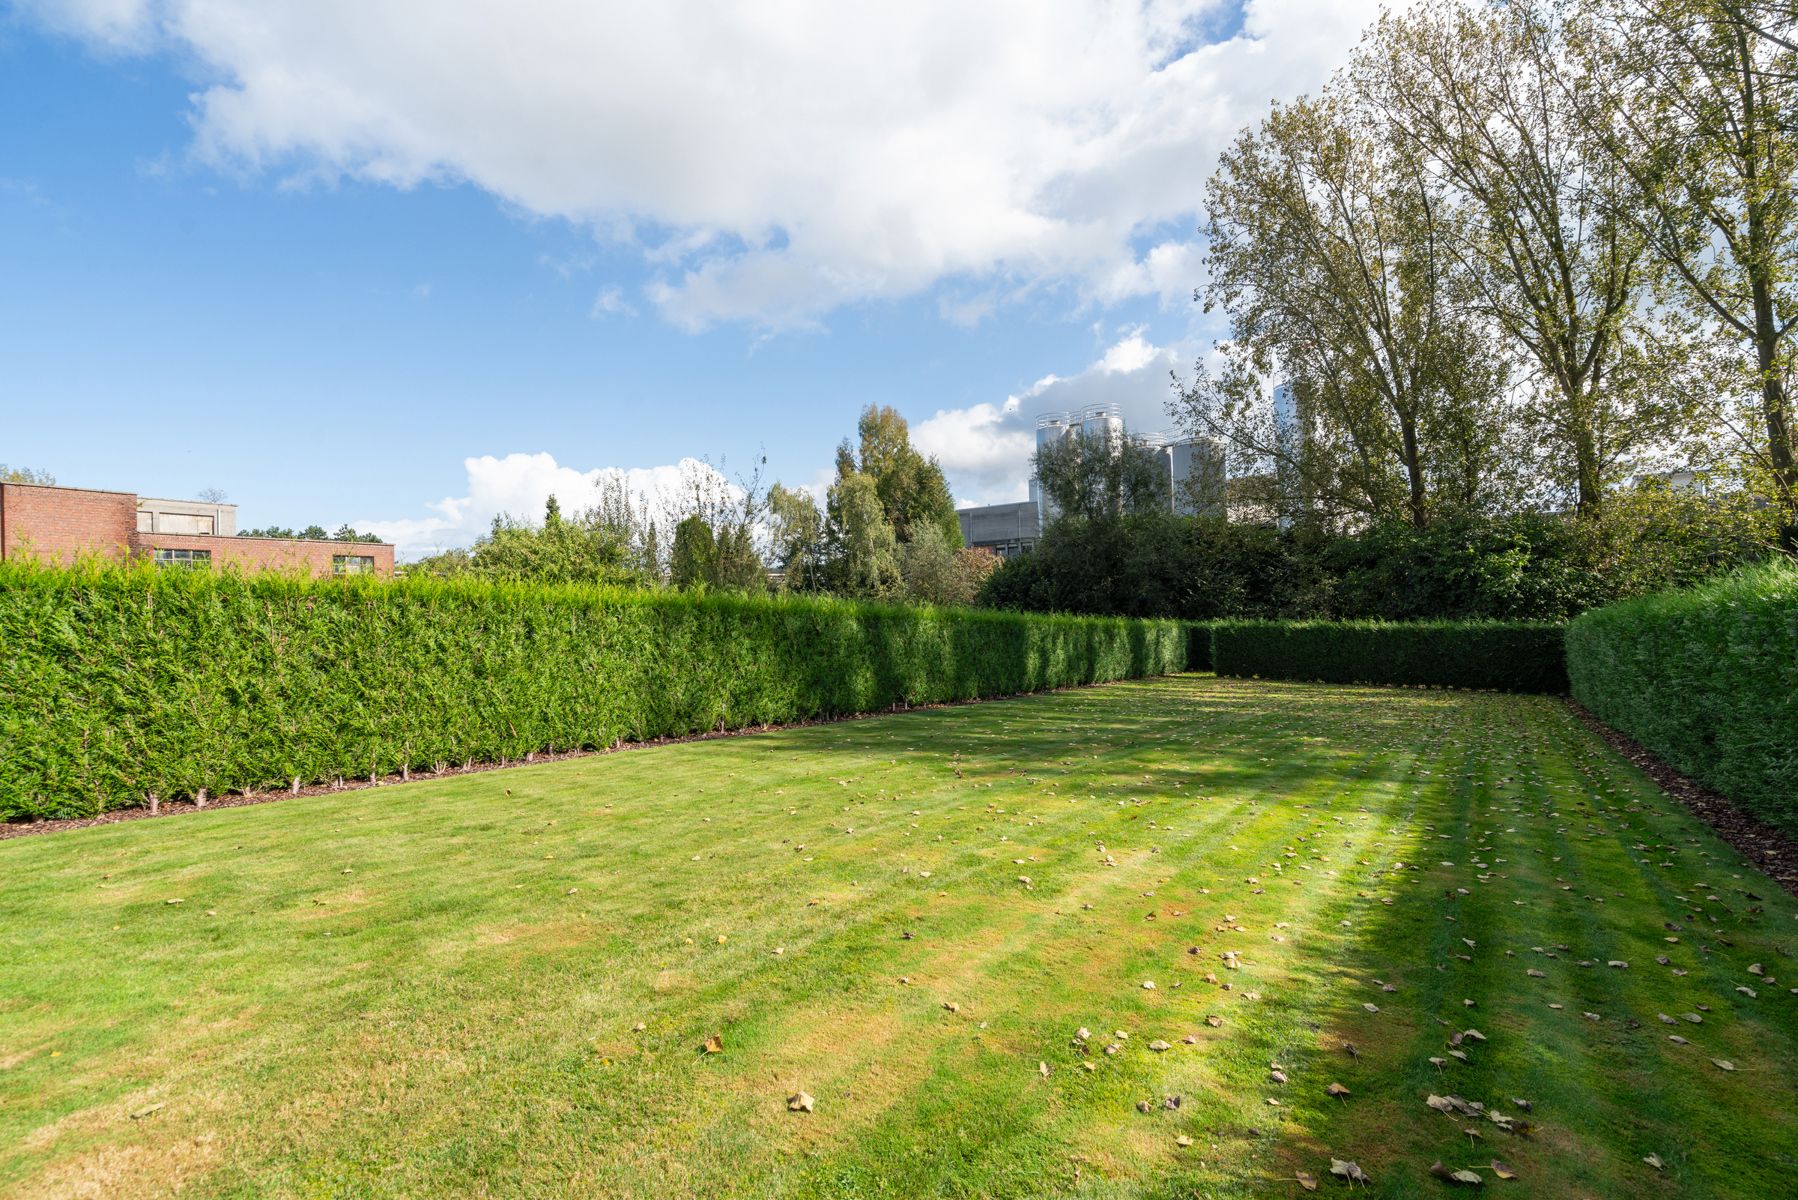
0;482;395;578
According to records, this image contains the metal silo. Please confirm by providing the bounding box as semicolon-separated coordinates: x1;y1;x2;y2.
1133;431;1174;511
1166;436;1226;517
1031;412;1074;526
1078;403;1124;450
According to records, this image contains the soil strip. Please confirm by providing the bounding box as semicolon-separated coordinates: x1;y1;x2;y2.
1569;700;1798;899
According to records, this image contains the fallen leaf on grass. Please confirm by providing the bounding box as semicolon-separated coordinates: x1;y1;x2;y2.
1327;1082;1351;1098
1712;1058;1736;1072
787;1091;814;1112
1329;1158;1369;1184
1491;1160;1515;1180
1430;1161;1483;1185
1296;1171;1319;1191
128;1102;165;1120
701;1034;723;1054
1644;1153;1664;1170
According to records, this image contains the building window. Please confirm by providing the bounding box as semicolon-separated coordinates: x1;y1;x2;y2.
155;513;215;535
333;555;376;575
153;548;211;568
136;510;153;533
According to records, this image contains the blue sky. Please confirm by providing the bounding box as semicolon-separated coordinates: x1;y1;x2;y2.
0;1;1376;555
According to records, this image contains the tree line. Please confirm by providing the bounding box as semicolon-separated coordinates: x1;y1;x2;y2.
1175;0;1797;550
411;405;1000;605
239;524;385;543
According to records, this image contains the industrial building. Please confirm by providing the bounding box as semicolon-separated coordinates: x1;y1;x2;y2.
955;500;1041;559
0;481;395;578
958;404;1226;556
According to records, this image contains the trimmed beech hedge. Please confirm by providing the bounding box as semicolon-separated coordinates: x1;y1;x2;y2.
0;561;1184;820
1568;558;1797;830
1209;619;1567;693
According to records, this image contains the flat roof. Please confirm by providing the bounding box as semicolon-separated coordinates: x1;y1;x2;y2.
139;496;237;510
956;500;1038;515
0;480;135;498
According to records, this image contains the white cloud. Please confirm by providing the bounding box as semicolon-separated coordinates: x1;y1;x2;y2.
1098;328;1158;373
360;452;736;559
13;0;154;50
1093;240;1208;306
913;330;1194;505
913;398;1034;504
34;0;1384;329
590;285;636;318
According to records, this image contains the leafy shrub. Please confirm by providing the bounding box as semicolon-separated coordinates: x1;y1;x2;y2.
979;496;1773;623
0;560;1184;820
1568;558;1798;831
1210;620;1567;693
980;513;1322;619
1316;515;1609;620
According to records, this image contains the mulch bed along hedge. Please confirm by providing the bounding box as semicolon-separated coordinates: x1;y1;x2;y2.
1571;700;1798;900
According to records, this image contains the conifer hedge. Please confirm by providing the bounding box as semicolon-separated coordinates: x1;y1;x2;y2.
0;561;1185;820
1209;619;1567;693
1567;558;1798;830
1184;622;1215;671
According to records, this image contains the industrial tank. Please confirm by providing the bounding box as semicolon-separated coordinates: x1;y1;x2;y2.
1035;412;1074;454
1078;403;1124;450
1032;413;1075;524
1166;436;1226;517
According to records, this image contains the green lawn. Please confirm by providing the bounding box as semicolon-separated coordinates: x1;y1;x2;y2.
2;675;1795;1198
